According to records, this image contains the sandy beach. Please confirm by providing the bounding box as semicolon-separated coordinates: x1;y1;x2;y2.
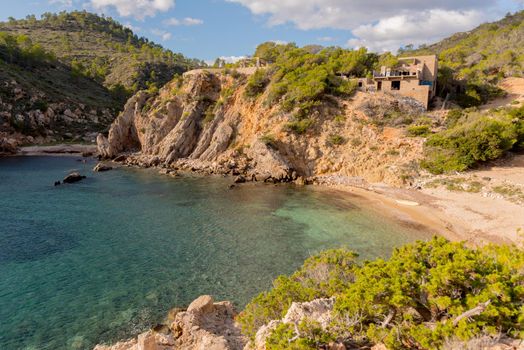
323;155;524;246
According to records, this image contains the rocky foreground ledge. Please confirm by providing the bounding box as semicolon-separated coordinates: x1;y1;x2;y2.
94;295;524;350
94;295;246;350
93;295;346;350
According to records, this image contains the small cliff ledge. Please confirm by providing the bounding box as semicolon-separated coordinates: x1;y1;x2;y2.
94;295;246;350
98;70;425;187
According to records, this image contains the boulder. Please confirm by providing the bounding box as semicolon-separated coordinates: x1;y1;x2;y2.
234;175;246;184
63;172;86;184
114;155;127;162
294;176;305;186
93;163;113;172
186;295;214;314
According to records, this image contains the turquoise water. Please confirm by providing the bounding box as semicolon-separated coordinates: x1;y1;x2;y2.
0;156;433;350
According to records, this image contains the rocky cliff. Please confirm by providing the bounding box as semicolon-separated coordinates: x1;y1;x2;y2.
98;70;426;187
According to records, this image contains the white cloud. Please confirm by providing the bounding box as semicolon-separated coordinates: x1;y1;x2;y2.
227;0;514;53
49;0;73;6
123;22;141;32
220;55;247;63
89;0;175;19
227;0;496;30
317;36;336;43
164;17;204;26
348;9;489;52
151;29;172;41
204;56;246;66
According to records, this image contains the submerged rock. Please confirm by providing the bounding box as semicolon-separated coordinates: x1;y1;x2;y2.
93;163;113;172
63;172;86;184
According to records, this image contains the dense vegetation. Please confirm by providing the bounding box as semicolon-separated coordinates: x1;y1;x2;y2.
405;11;524;107
0;11;203;97
0;30;117;112
421;105;524;174
244;43;382;133
238;238;524;349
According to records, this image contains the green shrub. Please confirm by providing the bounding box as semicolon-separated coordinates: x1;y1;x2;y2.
445;109;464;127
245;69;271;98
407;125;431;137
203;107;215;125
285;118;315;135
243;238;524;350
333;115;346;124
31;100;48;112
260;133;277;148
350;138;362;147
266;320;335;350
422;107;524;174
263;46;372;115
237;249;359;340
328;134;345;146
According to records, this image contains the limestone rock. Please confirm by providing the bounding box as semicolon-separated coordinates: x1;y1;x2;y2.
186;295;214;314
96;70;427;187
283;298;335;329
93;163;113;172
93;295;247;350
247;298;335;350
63;172;86;184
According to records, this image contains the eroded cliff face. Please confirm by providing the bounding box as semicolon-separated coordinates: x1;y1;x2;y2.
98;70;425;186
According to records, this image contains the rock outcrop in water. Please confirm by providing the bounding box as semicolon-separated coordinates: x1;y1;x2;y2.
97;70;426;186
62;172;86;184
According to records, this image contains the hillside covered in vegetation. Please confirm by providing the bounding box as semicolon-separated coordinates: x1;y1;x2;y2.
0;11;203;95
405;10;524;107
0;11;203;149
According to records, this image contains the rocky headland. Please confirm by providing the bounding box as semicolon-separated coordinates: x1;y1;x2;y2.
97;70;426;187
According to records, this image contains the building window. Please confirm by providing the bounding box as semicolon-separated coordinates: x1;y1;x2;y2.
391;81;401;90
377;82;382;91
358;81;363;87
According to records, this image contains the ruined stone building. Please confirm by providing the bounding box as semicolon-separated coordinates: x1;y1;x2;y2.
357;55;438;109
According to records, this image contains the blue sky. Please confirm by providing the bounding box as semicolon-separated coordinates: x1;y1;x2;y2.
0;0;523;62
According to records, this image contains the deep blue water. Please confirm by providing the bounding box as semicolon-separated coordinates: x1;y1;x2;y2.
0;156;433;349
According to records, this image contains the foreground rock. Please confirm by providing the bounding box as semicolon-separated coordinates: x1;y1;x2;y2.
93;163;113;172
63;172;86;184
94;295;246;350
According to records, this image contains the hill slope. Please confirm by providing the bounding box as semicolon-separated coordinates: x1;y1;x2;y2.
0;11;203;93
405;10;524;106
0;11;202;150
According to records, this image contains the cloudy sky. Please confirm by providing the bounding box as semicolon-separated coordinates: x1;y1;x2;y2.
1;0;523;61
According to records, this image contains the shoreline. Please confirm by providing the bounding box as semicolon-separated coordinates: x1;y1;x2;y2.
316;184;468;243
318;181;523;246
7;147;523;246
16;143;98;156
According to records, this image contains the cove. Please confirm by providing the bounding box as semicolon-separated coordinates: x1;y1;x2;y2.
0;156;433;350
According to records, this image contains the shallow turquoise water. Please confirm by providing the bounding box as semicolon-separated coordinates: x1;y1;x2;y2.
0;156;433;350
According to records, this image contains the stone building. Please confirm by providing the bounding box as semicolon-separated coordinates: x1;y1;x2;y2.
357;55;438;109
